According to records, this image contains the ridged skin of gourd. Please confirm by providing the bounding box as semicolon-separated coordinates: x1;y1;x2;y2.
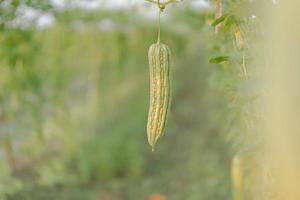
147;43;171;150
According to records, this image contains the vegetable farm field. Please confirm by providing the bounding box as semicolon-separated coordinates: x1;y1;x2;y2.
1;1;299;200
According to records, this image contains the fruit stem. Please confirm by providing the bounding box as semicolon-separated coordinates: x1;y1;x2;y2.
157;8;161;44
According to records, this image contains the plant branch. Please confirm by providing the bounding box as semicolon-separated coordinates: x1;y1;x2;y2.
215;0;223;33
145;0;183;6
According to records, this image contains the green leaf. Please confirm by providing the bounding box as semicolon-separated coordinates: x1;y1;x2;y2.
209;56;229;64
224;15;238;29
211;14;229;27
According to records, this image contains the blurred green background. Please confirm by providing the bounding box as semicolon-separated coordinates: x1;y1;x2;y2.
0;0;259;199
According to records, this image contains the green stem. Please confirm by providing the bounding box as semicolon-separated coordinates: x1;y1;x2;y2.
242;51;248;80
157;9;161;44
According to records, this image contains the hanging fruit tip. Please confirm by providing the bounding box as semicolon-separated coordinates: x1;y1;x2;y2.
151;145;155;152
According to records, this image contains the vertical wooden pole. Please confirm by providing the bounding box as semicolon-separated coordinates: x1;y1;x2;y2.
262;0;300;199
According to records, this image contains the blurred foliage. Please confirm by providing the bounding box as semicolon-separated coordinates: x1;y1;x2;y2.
207;1;279;200
0;0;277;200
